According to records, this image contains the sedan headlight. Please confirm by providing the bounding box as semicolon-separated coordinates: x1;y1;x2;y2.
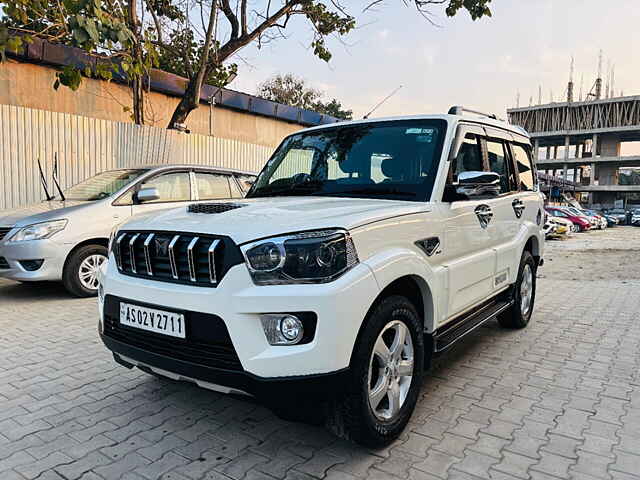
242;229;359;285
9;220;68;242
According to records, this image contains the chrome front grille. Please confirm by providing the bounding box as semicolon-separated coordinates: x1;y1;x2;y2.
0;227;13;242
114;231;243;287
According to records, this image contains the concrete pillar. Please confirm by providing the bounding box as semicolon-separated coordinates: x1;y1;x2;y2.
533;139;540;161
564;136;570;160
592;133;599;158
573;168;578;183
590;163;596;184
563;164;568;186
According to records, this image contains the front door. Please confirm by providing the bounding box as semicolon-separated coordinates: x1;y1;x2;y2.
131;170;193;217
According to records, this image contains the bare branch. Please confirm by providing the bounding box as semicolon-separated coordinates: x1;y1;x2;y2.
220;0;240;40
241;0;248;36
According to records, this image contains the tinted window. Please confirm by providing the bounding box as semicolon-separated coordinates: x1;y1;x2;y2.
140;172;191;203
512;144;536;191
195;172;231;200
486;139;514;194
235;174;256;194
247;120;447;202
450;133;483;182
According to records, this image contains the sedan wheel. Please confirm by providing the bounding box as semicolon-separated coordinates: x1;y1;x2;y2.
79;254;107;291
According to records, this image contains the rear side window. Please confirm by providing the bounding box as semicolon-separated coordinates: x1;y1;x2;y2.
512;144;536;191
486;139;515;194
195;172;231;200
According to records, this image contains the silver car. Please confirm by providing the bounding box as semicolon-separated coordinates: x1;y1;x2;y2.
0;165;255;296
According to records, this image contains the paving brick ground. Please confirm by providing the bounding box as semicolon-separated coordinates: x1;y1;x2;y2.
2;227;640;480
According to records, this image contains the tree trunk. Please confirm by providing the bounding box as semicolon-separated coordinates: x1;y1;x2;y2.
128;0;144;125
167;84;200;129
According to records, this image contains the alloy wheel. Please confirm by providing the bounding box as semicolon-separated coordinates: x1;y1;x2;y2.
520;264;533;316
368;320;414;421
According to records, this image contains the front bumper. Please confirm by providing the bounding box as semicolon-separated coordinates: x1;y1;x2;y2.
99;256;381;380
102;334;350;400
0;238;70;281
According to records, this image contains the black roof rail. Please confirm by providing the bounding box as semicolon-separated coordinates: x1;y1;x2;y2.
448;105;499;120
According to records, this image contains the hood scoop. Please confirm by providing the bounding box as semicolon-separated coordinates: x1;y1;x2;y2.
187;203;246;214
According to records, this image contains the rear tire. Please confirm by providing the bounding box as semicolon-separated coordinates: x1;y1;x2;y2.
326;296;424;447
62;245;107;297
498;251;536;329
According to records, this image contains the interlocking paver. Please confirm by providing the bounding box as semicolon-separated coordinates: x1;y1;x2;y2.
2;226;640;480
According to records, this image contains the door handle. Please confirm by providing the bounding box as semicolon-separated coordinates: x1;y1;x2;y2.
474;204;493;229
512;199;525;218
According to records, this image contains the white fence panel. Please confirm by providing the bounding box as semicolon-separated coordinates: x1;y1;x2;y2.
0;104;274;210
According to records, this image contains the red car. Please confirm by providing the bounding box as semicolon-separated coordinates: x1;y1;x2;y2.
545;206;591;232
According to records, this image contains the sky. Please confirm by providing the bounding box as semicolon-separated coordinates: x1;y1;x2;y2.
226;0;640;120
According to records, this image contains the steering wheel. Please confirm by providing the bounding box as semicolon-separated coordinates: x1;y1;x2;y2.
291;173;312;185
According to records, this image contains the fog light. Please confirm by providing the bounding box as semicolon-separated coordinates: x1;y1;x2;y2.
261;314;304;345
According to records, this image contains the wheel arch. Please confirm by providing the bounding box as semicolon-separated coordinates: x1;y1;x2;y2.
522;235;540;265
63;238;109;271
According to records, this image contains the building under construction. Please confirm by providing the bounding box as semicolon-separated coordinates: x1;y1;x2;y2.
507;58;640;208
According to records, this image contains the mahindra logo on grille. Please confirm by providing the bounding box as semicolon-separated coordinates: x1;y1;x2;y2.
155;238;170;257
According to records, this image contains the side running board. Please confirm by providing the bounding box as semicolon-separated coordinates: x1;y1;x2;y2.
433;299;513;352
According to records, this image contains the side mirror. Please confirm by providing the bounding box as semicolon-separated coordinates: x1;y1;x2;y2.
455;171;501;199
136;187;160;203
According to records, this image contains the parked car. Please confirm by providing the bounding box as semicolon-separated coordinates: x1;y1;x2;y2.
632;209;640;226
597;211;618;227
545;207;590;232
605;208;627;225
99;107;545;446
0;165;256;296
547;216;572;237
583;209;608;229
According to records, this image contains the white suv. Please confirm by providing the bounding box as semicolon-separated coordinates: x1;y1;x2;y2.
99;107;544;446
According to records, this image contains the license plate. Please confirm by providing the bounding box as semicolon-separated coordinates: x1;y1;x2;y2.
119;302;186;339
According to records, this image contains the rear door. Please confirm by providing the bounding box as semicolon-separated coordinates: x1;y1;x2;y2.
482;130;521;292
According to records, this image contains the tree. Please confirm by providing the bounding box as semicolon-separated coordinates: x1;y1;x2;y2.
257;73;352;120
1;0;492;129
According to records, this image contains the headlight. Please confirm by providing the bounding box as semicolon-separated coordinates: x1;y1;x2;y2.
242;229;359;285
9;220;68;242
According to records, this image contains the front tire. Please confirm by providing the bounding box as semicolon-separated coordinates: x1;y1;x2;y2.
498;250;536;329
326;296;424;447
63;245;107;297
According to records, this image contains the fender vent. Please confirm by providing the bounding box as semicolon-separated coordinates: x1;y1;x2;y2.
187;203;245;214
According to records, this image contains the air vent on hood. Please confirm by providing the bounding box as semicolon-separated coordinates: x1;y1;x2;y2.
188;203;245;214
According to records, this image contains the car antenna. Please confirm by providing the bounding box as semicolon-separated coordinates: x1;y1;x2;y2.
52;153;66;202
363;85;403;119
37;158;53;201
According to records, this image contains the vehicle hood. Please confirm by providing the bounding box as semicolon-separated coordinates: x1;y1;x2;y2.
549;216;572;227
0;200;95;228
121;196;430;244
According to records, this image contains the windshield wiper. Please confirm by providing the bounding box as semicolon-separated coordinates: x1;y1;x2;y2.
37;158;53;201
249;180;324;198
321;187;417;197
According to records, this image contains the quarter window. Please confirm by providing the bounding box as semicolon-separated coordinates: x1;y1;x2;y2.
195;172;231;200
512;144;536;191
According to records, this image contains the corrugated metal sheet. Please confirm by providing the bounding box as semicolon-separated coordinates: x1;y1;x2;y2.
0;104;274;210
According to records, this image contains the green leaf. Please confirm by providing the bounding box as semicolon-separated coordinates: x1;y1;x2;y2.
72;28;90;44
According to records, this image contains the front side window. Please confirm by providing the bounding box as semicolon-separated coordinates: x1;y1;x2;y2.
449;133;483;182
195;172;231;200
63;169;148;201
512;144;536;191
139;171;191;203
247;120;447;202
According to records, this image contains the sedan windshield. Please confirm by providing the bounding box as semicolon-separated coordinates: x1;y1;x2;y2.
61;169;149;201
246;119;447;201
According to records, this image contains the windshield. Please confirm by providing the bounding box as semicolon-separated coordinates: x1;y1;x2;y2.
246;119;447;201
61;169;149;201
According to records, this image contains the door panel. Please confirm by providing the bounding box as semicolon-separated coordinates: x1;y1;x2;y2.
441;200;497;320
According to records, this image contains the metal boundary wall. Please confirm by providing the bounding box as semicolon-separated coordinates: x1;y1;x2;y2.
0;104;274;210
